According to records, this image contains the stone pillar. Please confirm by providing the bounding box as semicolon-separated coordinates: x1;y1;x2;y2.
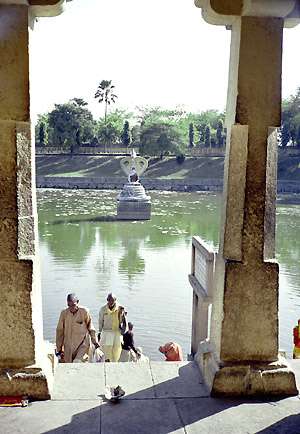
195;0;300;396
0;1;69;400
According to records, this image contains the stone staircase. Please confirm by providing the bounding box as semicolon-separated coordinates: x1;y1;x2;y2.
52;361;208;401
2;362;300;433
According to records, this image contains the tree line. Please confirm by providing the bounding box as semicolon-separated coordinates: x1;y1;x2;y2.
281;87;300;147
36;80;300;157
36;102;226;157
36;80;226;158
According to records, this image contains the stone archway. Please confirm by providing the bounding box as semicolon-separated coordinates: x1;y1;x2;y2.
1;0;300;400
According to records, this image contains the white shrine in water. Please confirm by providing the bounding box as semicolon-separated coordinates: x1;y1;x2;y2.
117;150;151;220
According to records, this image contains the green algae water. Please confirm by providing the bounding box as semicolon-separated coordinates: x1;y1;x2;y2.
37;189;300;360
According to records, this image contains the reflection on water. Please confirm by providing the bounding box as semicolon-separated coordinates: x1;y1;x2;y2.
38;189;300;360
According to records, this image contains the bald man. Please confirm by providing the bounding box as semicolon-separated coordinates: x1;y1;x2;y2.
56;293;99;363
98;293;126;362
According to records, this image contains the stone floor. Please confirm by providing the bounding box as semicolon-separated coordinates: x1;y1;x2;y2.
1;360;300;434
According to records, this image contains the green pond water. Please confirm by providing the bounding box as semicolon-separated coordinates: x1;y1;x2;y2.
37;189;300;360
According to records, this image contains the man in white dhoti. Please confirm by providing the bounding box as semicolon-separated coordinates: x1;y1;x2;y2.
56;293;99;363
98;293;126;362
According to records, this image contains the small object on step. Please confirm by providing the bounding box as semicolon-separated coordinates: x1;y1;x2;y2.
104;385;125;402
0;396;28;407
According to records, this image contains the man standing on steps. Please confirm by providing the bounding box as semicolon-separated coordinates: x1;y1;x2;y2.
56;293;99;363
98;293;126;362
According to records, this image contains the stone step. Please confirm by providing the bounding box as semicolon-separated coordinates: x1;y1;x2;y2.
52;361;208;401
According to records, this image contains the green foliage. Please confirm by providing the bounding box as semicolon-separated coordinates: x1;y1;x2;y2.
121;120;131;147
139;123;184;158
97;123;120;147
35;101;226;152
216;119;224;148
204;125;211;147
35;113;49;146
48;99;95;147
38;122;46;146
94;80;118;122
281;88;300;147
136;106;225;148
188;123;194;147
97;109;133;146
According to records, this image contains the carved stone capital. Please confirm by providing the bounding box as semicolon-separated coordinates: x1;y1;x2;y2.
0;0;72;17
29;0;71;17
195;0;300;27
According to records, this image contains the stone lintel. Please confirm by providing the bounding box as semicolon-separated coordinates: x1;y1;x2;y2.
196;342;298;396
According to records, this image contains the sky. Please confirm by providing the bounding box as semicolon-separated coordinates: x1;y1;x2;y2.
30;0;300;119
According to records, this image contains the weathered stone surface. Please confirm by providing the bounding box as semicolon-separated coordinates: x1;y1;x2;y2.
18;215;35;258
0;121;17;177
222;125;248;261
264;127;278;260
192;10;297;397
212;363;297;397
0;367;50;399
221;261;279;362
17;122;33;220
0;177;17;219
0;217;18;258
0;6;29;121
0;260;35;368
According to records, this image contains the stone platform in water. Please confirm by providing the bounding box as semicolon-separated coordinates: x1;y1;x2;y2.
117;182;151;220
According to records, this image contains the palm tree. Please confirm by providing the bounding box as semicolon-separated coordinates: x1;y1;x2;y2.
94;80;118;123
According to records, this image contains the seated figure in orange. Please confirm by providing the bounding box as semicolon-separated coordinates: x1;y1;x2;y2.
158;342;183;361
293;319;300;359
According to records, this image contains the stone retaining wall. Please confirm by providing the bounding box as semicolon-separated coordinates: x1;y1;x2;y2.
36;176;223;192
36;176;300;193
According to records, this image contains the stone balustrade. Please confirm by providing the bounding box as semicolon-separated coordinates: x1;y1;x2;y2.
189;236;216;356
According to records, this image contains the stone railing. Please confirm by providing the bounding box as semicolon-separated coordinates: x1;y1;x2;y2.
35;145;139;155
186;147;225;157
189;236;216;356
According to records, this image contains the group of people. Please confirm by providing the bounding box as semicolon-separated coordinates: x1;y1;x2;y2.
56;292;183;363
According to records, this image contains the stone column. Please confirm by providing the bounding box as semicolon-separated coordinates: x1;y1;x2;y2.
195;0;300;396
0;1;69;400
